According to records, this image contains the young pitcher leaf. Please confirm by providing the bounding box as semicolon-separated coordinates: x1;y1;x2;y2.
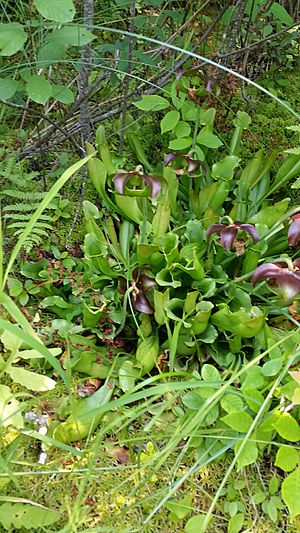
34;0;75;23
282;468;300;520
7;367;56;392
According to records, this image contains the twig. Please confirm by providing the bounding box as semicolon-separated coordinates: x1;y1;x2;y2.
0;99;84;156
66;0;94;247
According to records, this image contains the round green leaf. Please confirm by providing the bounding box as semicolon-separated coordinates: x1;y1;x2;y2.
275;446;299;472
262;357;283;376
168;137;193;150
182;391;202;410
0;23;27;56
0;78;19;99
201;364;221;382
235;440;258;469
185;514;208;533
242;388;264;413
47;26;96;47
52;84;74;104
160;110;180;134
273;412;300;442
222;411;253;432
34;0;75;23
26;75;52;105
174;121;191;138
221;393;244;413
134;95;170;112
37;43;66;67
196;130;223;149
228;512;245;533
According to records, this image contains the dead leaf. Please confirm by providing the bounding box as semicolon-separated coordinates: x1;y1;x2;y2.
289;369;300;385
76;379;101;397
105;440;130;464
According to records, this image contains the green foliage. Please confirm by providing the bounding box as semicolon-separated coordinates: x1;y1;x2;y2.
0;158;54;252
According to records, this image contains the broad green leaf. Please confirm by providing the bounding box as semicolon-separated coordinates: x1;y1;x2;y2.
164;495;192;520
201;364;221;382
160;110;180;134
282;468;300;520
268;2;293;25
3;151;96;288
0;385;23;429
52;84;74;104
0;502;59;529
196;130;223;149
221;393;244;413
269;476;279;495
34;0;75;23
0;23;27;56
211;155;240;180
174;121;191;138
134;95;170;112
0;78;19;100
228;512;245;533
262;499;277;523
235;440;258;469
182;391;202;410
222;411;253;432
48;26;96;46
185;514;208;533
275;446;299;472
242;388;264;413
273;412;300;442
37;43;66;67
7;277;23;297
200;108;216;126
7;367;56;392
262;357;283;376
26;75;52;105
168;137;193;150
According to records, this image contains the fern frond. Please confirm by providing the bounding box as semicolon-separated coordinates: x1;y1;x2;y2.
3;203;42;212
7;222;53;231
3;213;53;221
2;190;44;200
13;228;50;237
